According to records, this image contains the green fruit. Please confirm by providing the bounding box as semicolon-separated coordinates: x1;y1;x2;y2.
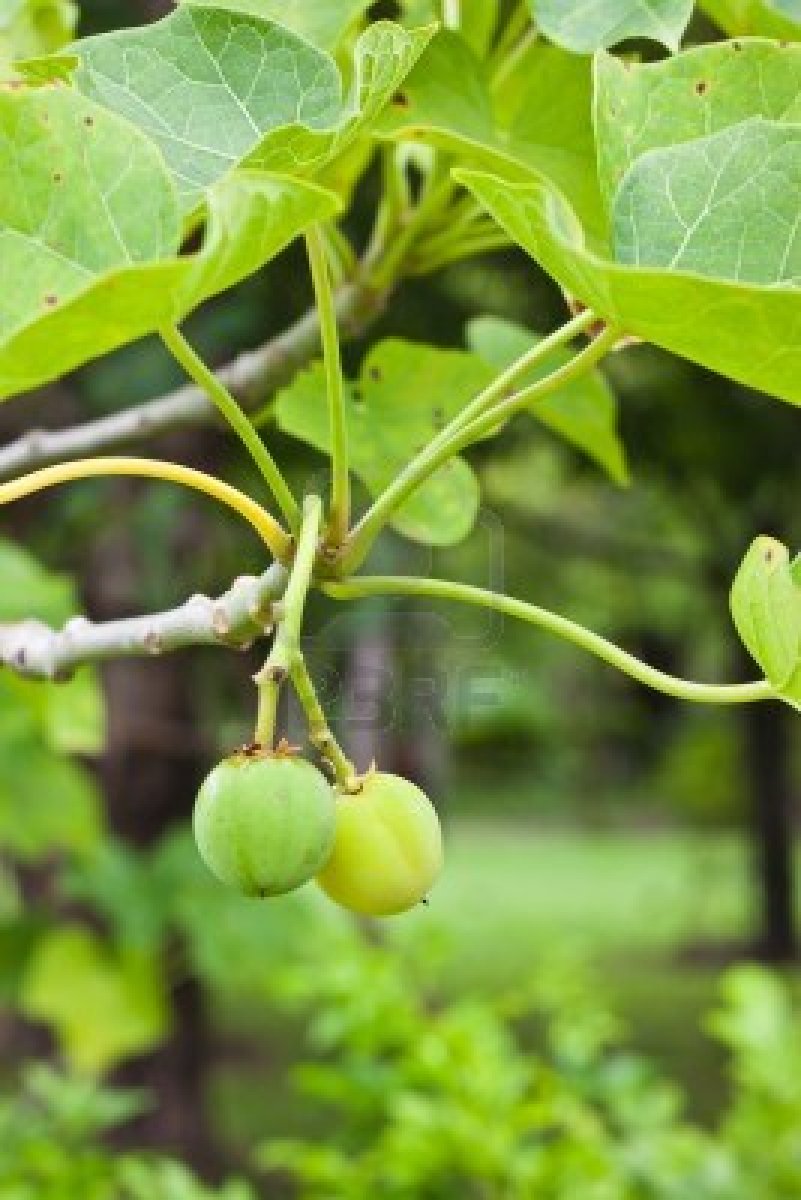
193;751;336;897
316;771;443;917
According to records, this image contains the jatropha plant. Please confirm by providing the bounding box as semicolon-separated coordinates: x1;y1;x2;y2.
1;0;801;915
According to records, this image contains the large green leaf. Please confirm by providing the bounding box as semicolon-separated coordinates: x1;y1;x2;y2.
67;6;431;211
399;1;500;53
532;0;694;51
181;0;371;49
456;166;801;405
614;119;801;285
0;0;76;75
730;536;801;705
0;85;338;401
20;926;169;1074
377;32;604;237
276;340;494;546
467;317;628;485
594;39;801;206
700;0;801;37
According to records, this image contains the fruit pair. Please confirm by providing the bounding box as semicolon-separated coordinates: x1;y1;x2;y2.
193;750;443;916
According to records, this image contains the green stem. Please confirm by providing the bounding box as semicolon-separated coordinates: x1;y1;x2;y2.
410;232;512;275
305;227;350;547
339;321;617;575
161;325;299;532
254;495;323;746
325;576;775;707
291;653;358;789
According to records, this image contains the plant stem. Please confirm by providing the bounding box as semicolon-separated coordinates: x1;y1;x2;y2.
0;457;291;561
305;227;350;547
339;321;616;575
254;495;323;746
325;577;776;706
160;324;299;531
291;653;358;789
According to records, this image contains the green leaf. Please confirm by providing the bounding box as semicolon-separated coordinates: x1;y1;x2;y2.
0;734;103;860
730;536;801;704
467;317;628;485
67;6;431;210
0;0;76;75
276;340;494;546
20;926;169;1074
378;32;604;237
180;0;371;49
532;0;694;51
594;39;801;207
700;0;801;37
614;119;801;285
456;168;801;406
0;84;339;401
0;538;74;624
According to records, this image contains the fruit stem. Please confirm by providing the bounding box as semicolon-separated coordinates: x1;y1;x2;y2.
325;576;776;707
0;457;291;562
291;653;358;791
160;324;300;532
254;494;323;746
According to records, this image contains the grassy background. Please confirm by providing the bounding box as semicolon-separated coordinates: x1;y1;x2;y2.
211;819;792;1149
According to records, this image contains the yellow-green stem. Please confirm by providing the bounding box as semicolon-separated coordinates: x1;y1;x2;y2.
291;654;358;789
161;324;299;531
0;457;291;561
305;227;350;547
325;577;776;707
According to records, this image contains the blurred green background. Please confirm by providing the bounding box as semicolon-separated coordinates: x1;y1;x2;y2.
2;2;801;1197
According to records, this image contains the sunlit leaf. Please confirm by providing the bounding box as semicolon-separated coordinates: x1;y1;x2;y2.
276;340;493;546
614;119;801;285
700;0;801;37
66;6;431;210
730;535;801;704
20;925;169;1074
180;0;372;49
532;0;694;51
594;39;801;206
378;31;604;236
0;85;339;401
456;168;801;406
467;317;628;484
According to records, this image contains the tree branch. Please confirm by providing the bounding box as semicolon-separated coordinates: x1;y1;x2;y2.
0;564;288;681
0;277;388;482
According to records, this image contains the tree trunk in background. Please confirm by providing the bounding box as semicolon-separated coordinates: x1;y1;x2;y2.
741;692;797;961
87;500;224;1177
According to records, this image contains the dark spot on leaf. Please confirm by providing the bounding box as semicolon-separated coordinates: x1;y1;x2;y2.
732;40;742;50
84;115;94;127
433;406;445;430
369;366;382;382
765;547;774;563
780;40;790;48
53;171;62;183
695;80;708;95
392;91;410;108
43;294;58;308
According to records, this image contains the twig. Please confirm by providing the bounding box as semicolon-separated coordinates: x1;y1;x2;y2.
0;564;287;681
